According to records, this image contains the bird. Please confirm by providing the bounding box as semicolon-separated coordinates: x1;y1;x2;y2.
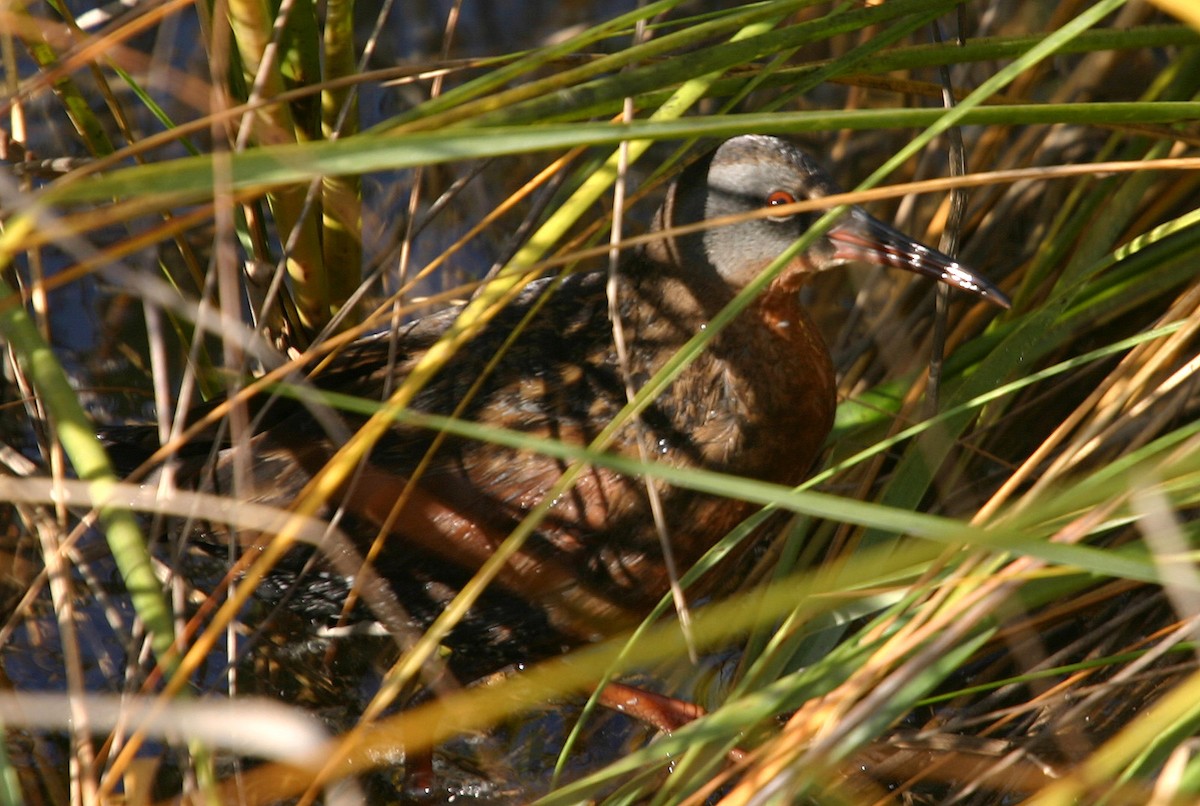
110;134;1009;683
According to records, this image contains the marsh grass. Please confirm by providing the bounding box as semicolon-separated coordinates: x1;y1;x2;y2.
1;0;1199;802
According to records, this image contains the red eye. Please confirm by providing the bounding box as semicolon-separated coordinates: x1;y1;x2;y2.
766;190;796;208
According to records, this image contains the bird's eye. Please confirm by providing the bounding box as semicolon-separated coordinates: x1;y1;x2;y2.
765;190;797;220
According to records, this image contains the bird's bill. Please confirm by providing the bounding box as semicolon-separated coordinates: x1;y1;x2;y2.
828;208;1011;309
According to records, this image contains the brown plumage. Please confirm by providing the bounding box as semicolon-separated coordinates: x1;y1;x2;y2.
115;135;1008;679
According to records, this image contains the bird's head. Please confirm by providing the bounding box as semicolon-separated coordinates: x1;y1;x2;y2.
652;135;1009;308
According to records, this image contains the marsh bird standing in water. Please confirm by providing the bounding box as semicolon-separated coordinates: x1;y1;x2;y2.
113;135;1008;682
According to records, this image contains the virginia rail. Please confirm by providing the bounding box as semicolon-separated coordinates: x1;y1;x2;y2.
114;135;1008;681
